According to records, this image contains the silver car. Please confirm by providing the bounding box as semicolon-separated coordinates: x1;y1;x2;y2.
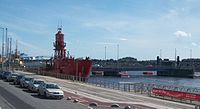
20;76;34;88
28;79;45;92
38;82;64;99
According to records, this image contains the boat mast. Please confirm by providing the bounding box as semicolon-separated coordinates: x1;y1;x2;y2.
53;25;66;59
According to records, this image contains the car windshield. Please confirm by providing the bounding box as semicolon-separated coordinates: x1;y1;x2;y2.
46;84;60;89
25;78;33;81
34;81;43;84
5;72;11;75
18;75;24;79
12;74;18;76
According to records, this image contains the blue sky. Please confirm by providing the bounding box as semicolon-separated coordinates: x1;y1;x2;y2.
0;0;200;60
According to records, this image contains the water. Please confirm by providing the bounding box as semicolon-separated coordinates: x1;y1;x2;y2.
88;71;200;88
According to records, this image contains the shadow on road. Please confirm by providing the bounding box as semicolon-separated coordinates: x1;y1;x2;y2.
15;85;20;88
22;89;35;93
9;82;15;85
31;94;63;100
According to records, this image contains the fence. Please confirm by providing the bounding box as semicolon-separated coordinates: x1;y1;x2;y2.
22;69;200;105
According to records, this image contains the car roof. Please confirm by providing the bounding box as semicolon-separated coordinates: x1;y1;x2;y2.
12;73;19;75
34;79;44;81
24;76;34;79
45;82;57;85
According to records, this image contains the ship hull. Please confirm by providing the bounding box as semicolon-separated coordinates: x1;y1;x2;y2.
157;69;194;78
53;58;92;78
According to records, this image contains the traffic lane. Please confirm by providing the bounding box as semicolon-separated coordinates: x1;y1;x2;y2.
0;94;14;109
0;85;34;109
0;80;88;109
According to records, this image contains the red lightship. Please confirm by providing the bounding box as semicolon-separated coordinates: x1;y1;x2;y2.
52;27;92;79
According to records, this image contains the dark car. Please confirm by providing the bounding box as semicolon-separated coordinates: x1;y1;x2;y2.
20;76;34;88
2;71;12;80
6;73;19;82
0;71;5;79
13;74;24;85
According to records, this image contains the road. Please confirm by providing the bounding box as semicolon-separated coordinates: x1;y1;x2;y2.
0;79;88;109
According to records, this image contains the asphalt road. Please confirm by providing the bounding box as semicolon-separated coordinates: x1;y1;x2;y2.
0;79;88;109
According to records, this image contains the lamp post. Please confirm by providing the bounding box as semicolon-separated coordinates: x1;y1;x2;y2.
0;27;4;71
117;44;119;72
104;46;106;60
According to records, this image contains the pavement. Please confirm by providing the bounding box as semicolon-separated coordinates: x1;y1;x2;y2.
15;70;196;109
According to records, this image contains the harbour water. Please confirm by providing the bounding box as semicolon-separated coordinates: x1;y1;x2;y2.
88;71;200;88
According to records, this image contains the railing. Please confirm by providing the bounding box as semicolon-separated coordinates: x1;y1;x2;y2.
19;69;200;105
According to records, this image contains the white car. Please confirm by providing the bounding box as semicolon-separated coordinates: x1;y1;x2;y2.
38;82;64;99
28;79;45;92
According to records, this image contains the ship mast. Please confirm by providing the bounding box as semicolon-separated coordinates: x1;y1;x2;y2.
53;26;66;59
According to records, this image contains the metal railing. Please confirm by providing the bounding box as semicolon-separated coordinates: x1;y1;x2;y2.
20;69;200;105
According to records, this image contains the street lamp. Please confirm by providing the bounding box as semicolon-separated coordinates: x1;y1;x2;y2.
0;27;4;70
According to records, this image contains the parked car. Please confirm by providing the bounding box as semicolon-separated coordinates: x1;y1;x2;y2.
2;71;12;80
20;76;34;88
0;71;5;79
13;74;24;85
6;73;19;82
38;82;64;99
28;79;45;92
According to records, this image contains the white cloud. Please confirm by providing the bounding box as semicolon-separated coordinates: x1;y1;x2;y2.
174;30;192;38
191;42;197;46
119;38;127;41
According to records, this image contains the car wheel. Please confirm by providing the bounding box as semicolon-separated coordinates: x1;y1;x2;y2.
38;91;41;96
44;92;47;98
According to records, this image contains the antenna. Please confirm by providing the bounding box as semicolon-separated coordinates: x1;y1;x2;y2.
160;49;162;59
175;48;177;62
117;44;119;60
104;46;106;60
57;20;62;31
174;48;177;68
61;20;63;28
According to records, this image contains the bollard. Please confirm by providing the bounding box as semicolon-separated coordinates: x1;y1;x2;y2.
111;103;120;108
124;105;131;109
66;97;72;100
89;102;98;107
73;99;79;103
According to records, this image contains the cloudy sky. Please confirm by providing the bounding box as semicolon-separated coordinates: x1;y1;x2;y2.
0;0;200;60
